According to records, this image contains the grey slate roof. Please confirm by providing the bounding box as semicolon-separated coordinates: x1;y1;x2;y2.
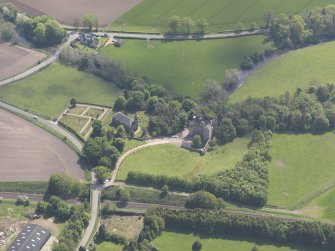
112;112;132;128
7;224;50;251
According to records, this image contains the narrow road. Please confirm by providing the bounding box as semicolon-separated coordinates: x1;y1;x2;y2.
100;29;266;41
0;33;78;87
79;174;101;249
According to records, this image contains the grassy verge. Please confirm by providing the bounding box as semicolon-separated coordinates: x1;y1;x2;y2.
96;242;123;251
231;41;335;102
99;37;269;98
102;186;187;207
0;199;37;219
0;182;48;194
118;138;249;180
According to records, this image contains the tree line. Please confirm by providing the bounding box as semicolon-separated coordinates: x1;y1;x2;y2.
149;208;335;250
266;5;335;49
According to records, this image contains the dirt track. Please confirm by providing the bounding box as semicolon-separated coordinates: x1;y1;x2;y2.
9;0;141;27
0;108;84;181
0;43;45;81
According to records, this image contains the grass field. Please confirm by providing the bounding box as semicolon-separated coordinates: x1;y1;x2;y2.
102;215;144;239
0;200;36;220
111;0;335;32
301;186;335;221
0;182;48;194
0;63;121;119
268;133;335;209
152;230;327;251
117;138;249;180
96;242;123;251
231;41;335;102
99;36;269;97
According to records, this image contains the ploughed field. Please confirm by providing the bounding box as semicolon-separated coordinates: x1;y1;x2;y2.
9;0;141;27
0;108;84;181
0;43;44;81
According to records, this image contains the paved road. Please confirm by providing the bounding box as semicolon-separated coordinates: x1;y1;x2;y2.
100;29;266;41
0;33;78;87
0;101;83;151
79;173;101;249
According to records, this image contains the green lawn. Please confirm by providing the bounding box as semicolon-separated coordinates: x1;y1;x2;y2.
268;133;335;209
231;41;335;102
111;0;335;33
117;138;249;180
152;230;327;251
99;36;269;98
0;63;121;119
96;242;123;251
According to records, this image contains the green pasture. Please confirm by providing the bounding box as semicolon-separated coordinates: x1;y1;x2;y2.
60;115;89;134
111;0;335;32
117;138;249;180
0;63;121;119
152;229;327;251
268;133;335;209
99;36;268;98
96;242;123;251
302;186;335;221
0;200;36;220
231;41;335;102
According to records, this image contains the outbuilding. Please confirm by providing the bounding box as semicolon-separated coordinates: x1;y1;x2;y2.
7;224;50;251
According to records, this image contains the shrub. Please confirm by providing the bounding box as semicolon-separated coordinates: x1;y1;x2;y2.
192;241;203;251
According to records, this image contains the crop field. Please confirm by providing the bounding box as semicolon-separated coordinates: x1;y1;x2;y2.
100;36;269;98
117;138;249;180
0;108;84;181
112;0;335;32
9;0;141;27
0;63;121;119
268;133;335;209
0;43;45;81
152;230;327;251
231;41;335;102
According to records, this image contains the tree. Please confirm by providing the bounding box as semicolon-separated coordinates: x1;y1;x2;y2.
161;185;169;196
240;56;254;70
197;18;208;33
117;186;130;202
93;166;111;183
192;135;202;149
34;22;46;43
92;120;103;138
47;174;81;199
114;96;127;111
186;191;222;209
182;17;195;34
223;69;240;91
83;14;98;31
113;137;125;152
168;16;181;33
264;10;275;27
251;246;259;251
202;79;227;104
70;98;77;107
215;118;237;144
116;125;127;139
192;241;202;251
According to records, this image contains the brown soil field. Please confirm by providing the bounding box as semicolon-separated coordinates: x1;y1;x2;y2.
9;0;142;27
0;108;84;181
0;43;45;81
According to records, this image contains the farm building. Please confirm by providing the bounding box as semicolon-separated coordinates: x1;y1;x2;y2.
7;224;50;251
111;112;139;132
